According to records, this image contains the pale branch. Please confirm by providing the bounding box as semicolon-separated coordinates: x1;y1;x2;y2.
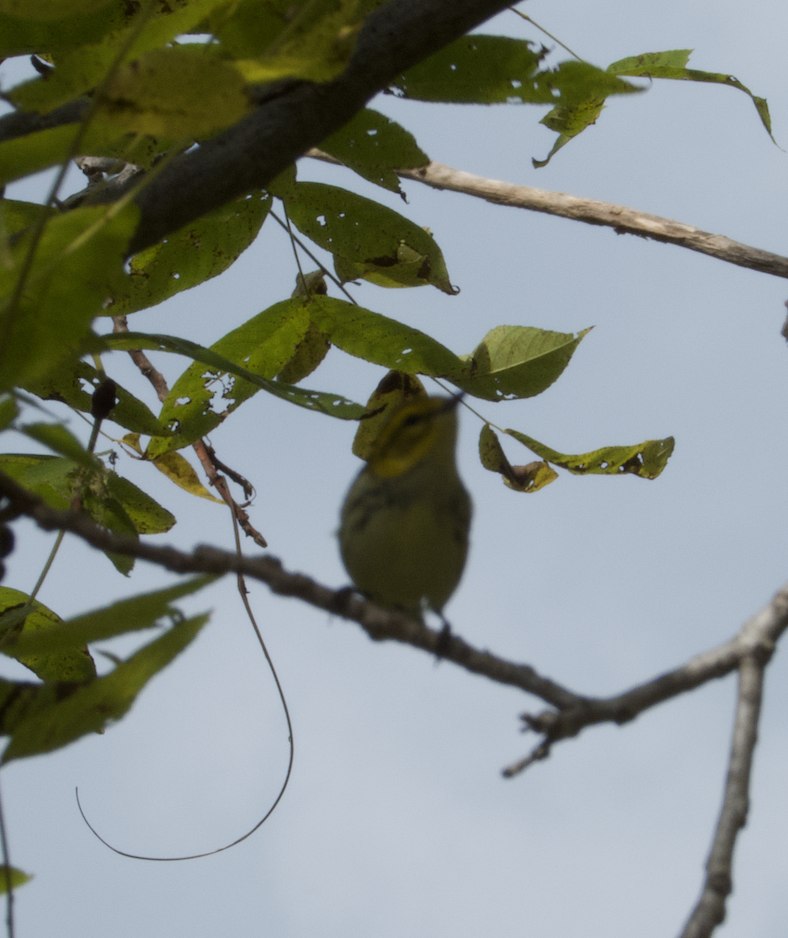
308;150;788;280
679;655;765;938
503;582;786;776
3;469;786;737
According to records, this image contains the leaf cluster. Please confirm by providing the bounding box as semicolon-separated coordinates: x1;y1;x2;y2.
0;1;772;886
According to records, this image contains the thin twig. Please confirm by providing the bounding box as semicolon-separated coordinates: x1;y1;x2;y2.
306;151;788;281
111;316;268;547
678;654;766;938
0;777;14;938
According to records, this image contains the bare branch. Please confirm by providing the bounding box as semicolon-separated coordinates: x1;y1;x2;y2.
111;316;268;547
503;585;785;775
308;150;788;280
679;655;765;938
3;471;787;737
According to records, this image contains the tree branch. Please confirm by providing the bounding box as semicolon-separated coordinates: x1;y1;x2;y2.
308;150;788;280
503;585;785;775
111;0;514;255
3;470;787;743
679;654;765;938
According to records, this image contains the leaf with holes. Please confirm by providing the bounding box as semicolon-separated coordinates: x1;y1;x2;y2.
109;192;271;316
506;429;675;479
273;181;456;294
319;108;429;195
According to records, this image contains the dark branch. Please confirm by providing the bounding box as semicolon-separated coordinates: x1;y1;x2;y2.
4;470;788;743
0;470;579;710
122;0;513;254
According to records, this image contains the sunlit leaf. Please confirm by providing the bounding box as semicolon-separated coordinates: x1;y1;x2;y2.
455;326;591;401
10;576;216;657
109;193;271;316
608;49;774;141
0;203;139;392
506;429;675;479
273;181;457;293
99;48;252;137
2;615;207;762
0;588;96;683
102;330;365;423
231;0;368;84
8;0;230;112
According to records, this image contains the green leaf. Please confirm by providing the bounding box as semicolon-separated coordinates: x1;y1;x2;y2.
391;35;548;103
533;96;606;168
0;0;117;18
108;192;271;316
391;38;639;107
454;326;591;401
0;588;96;683
98;48;252;138
0;453;175;575
0;121;176;188
0;203;139;392
0;454;76;510
103;473;176;534
123;431;223;501
0;395;18;432
0;1;122;56
22;357;176;438
608;49;774;142
9;575;216;658
274;180;457;293
102;330;365;422
307;296;467;376
0;866;32;894
318;108;429;195
531;59;648;168
148;299;312;454
230;0;368;84
19;422;97;468
2;614;207;762
478;424;557;492
146;449;224;503
0;199;56;238
8;0;231;113
505;430;675;479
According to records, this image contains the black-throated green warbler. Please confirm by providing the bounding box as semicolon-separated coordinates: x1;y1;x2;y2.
339;396;472;620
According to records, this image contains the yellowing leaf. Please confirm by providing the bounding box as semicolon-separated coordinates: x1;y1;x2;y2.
478;425;557;492
150;451;224;503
